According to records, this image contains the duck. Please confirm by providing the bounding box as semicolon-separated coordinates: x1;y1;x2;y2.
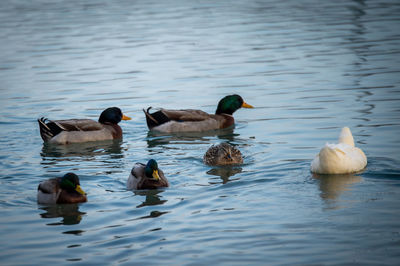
127;159;169;190
311;127;367;174
37;173;87;204
143;94;253;133
203;143;243;166
38;107;131;144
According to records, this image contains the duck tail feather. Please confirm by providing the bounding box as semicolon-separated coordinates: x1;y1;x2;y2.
38;117;64;141
143;107;170;129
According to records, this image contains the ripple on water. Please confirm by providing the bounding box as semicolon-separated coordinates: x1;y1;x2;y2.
1;0;400;265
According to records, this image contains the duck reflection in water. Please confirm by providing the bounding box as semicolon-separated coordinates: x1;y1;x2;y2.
41;139;124;159
206;166;242;184
146;127;237;148
39;204;86;225
134;190;168;208
312;172;363;203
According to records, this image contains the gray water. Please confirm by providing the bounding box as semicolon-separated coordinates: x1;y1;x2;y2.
1;0;400;265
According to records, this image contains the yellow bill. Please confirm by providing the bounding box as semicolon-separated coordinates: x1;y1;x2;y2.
75;185;86;195
152;169;160;181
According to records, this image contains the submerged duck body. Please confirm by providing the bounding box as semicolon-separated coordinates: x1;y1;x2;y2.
203;143;243;166
311;127;367;174
38;107;131;145
143;94;253;133
127;159;169;190
37;173;87;204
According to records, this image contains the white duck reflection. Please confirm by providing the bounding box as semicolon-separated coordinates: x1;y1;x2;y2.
312;172;362;202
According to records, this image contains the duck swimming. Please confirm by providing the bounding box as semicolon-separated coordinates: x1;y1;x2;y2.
143;94;253;133
127;159;169;190
311;127;367;174
37;173;87;204
203;143;243;166
38;107;131;144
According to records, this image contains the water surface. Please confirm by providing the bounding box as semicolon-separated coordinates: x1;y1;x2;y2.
1;0;400;265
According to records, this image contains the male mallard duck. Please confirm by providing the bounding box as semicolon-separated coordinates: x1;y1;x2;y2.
203;143;243;166
143;94;253;133
127;159;169;190
38;107;131;144
37;173;87;204
311;127;367;174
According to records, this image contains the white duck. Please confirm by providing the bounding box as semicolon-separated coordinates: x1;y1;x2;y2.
311;127;367;174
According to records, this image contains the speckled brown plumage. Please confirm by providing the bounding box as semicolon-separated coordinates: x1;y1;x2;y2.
203;143;243;166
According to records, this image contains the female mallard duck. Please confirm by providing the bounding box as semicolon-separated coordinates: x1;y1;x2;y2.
127;159;169;190
38;107;131;144
311;127;367;174
143;94;253;133
37;173;87;204
203;143;243;166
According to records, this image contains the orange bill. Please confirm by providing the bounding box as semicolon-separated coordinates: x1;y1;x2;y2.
122;114;132;120
242;102;254;108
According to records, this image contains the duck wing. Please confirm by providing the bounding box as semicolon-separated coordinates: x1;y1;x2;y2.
50;119;103;131
143;107;214;130
131;163;146;178
38;178;60;194
38;118;104;141
161;109;211;121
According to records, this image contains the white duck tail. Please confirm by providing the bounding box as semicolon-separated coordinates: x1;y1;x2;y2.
338;126;354;147
311;127;367;174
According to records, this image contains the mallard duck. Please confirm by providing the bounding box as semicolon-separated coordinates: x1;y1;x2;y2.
127;159;169;190
311;127;367;174
37;173;87;204
38;107;131;144
143;94;253;133
203;142;243;166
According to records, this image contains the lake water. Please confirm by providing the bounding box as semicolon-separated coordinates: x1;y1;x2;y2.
1;0;400;265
